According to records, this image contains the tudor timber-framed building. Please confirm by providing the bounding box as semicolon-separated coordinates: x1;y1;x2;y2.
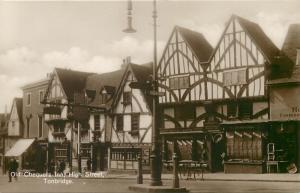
42;63;153;173
157;15;296;173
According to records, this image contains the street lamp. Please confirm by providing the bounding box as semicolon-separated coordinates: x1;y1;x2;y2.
123;0;162;186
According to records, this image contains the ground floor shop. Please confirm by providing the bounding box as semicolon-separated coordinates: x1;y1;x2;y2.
268;121;300;173
222;122;267;173
48;141;110;173
222;121;300;173
161;132;225;173
4;138;46;173
109;143;151;172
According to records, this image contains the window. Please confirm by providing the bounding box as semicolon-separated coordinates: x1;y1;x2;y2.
80;143;91;158
131;114;140;132
101;94;108;104
27;93;31;106
123;92;132;105
38;115;43;138
39;90;44;104
224;69;247;86
227;103;237;118
238;101;253;119
94;115;100;131
175;105;195;120
226;130;262;160
116;115;123;131
169;76;190;89
11;121;15;128
26;118;30;138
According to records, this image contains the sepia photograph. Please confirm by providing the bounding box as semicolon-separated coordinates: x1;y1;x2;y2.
0;0;300;192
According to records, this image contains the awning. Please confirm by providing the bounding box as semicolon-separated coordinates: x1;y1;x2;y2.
5;138;35;157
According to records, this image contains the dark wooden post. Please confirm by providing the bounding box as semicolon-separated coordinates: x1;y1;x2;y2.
137;155;143;184
172;153;179;188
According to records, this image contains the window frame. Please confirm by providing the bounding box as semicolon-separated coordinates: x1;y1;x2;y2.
26;93;31;106
174;105;195;121
123;92;132;105
38;115;43;138
116;114;124;132
94;114;100;131
131;113;140;132
238;101;253;119
169;76;190;90
39;90;44;104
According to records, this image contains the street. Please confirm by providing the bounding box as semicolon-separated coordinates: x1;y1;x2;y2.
0;176;299;193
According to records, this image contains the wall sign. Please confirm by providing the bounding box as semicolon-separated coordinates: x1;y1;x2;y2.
270;85;300;121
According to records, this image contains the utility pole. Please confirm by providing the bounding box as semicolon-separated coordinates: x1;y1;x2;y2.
78;123;81;173
123;0;162;186
149;0;162;186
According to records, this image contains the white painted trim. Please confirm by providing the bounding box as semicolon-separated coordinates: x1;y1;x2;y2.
37;115;43;138
26;92;32;106
38;89;45;104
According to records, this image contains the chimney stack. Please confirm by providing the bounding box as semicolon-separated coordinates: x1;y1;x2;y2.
121;56;132;69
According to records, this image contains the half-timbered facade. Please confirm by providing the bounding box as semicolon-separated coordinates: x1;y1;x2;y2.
109;63;153;171
157;25;223;172
43;68;93;171
84;69;124;171
157;15;286;173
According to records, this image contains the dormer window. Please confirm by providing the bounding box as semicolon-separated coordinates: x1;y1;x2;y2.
100;86;115;104
85;89;96;102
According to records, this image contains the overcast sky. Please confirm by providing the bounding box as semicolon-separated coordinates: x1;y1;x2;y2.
0;0;300;113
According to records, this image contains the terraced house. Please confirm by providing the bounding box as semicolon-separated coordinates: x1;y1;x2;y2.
43;63;152;172
157;15;299;173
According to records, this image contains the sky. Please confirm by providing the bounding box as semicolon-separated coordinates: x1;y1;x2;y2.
0;0;300;113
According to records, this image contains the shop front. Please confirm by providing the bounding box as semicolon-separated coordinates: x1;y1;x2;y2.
161;131;224;173
222;121;268;173
269;81;300;173
109;143;151;172
5;138;46;172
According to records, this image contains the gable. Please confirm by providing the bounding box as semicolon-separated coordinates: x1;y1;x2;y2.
157;27;212;77
10;100;19;121
209;16;268;72
45;72;66;101
113;65;151;114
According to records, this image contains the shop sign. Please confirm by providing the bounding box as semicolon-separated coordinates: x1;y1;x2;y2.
270;86;300;121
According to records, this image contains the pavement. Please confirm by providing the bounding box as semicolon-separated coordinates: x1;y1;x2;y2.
0;175;299;193
2;171;300;182
81;172;300;182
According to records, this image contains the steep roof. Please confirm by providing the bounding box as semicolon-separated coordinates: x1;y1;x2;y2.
236;16;280;62
176;26;213;63
234;15;294;80
282;24;300;63
85;69;125;107
131;63;153;111
131;63;153;84
55;68;94;100
111;63;153;112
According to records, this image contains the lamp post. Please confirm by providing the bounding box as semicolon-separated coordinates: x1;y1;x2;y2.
123;0;162;186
